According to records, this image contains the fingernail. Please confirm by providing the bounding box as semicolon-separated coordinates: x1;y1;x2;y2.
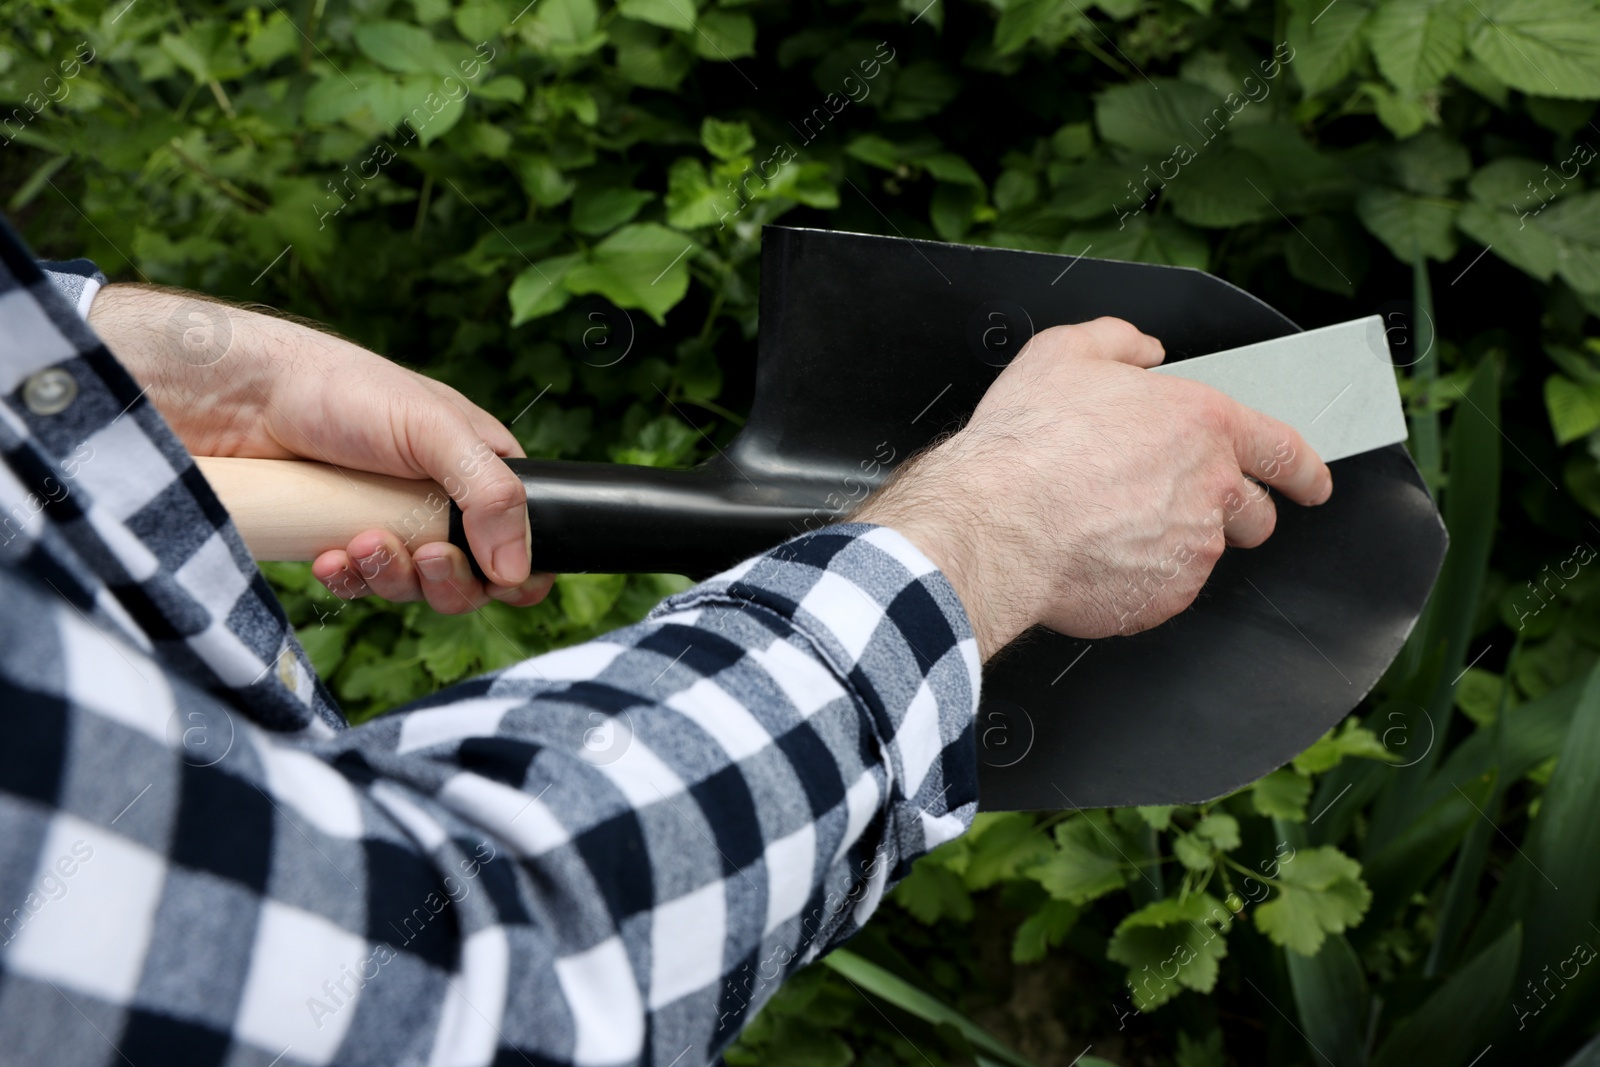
492;540;528;586
417;556;451;581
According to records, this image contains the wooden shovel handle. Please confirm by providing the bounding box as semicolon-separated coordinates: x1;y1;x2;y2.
194;454;840;578
193;456;450;561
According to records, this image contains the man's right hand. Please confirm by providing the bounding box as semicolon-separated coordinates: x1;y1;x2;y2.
853;317;1334;661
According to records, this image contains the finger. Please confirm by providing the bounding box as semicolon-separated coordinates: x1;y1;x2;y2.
1220;399;1333;507
419;377;526;458
1038;317;1165;367
1219;475;1277;549
487;571;556;608
345;529;423;603
414;543;493;615
408;405;532;587
462;405;525;459
312;550;374;599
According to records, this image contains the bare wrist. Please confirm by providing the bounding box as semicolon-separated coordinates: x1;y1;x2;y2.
852;446;1038;661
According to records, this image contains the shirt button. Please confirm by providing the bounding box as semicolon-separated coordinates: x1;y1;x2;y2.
22;368;77;415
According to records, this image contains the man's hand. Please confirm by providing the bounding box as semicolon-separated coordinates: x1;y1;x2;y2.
853;317;1333;661
88;284;552;614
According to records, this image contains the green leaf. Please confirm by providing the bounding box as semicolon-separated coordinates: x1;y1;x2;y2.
1366;81;1434;137
1045;158;1138;222
1289;0;1373;94
1457;196;1558;282
922;153;984;187
454;0;508;41
477;75;526;103
1254;846;1372;956
1367;0;1467;93
612;26;693;88
514;155;578;207
296;620;351;678
411;611;486;683
1528;95;1598;137
1094;79;1226;155
1360;772;1492;939
355;21;448;75
1253;769;1313;820
960;813;1053;889
1286;935;1369;1067
508;254;580;326
1173;833;1215;872
1466;0;1600;98
570;184;654;235
822;951;1040;1067
609;415;699;467
1176;1030;1226;1067
1372;925;1521;1067
1025;811;1129;904
1106;893;1232;1010
1136;805;1176;830
529;0;603;51
994;0;1090;55
1061;214;1210;269
700;117;755;160
1391;130;1473;196
1546;375;1600;444
1166;148;1276;228
1454;667;1506;726
930;183;981;241
1357;187;1459;263
563;223;700;325
665;158;728;229
618;0;697;32
1284;214;1367;296
693;10;756;60
555;572;628;626
1292;718;1397;774
1510;661;1600;1005
883;61;961;122
1194;812;1241;851
400;75;468;146
894;857;974;924
159;23;246;84
1012;899;1080;964
1536;194;1600;291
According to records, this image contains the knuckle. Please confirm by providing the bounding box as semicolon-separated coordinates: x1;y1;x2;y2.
1194;535;1226;566
472;474;526;516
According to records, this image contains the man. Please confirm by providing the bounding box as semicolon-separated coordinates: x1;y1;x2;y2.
0;216;1330;1067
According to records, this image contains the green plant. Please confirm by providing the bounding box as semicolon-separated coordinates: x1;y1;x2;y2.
10;0;1600;1060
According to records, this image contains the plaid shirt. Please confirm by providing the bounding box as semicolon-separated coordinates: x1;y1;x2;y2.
0;218;980;1067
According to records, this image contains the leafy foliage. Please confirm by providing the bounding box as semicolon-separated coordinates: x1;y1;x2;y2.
11;0;1600;1060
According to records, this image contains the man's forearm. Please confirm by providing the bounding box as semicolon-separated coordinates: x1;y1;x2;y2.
86;283;316;457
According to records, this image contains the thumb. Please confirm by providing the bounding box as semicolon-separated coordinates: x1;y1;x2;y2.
415;413;530;587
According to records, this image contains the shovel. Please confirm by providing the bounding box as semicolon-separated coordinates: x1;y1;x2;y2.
196;225;1447;811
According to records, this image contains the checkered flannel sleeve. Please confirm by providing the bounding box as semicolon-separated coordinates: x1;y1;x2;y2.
2;242;983;1065
1;523;980;1067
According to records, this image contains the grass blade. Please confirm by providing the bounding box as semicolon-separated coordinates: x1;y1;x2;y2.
1370;924;1520;1067
823;949;1045;1067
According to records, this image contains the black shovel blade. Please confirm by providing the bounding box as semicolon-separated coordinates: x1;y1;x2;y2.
743;227;1446;810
